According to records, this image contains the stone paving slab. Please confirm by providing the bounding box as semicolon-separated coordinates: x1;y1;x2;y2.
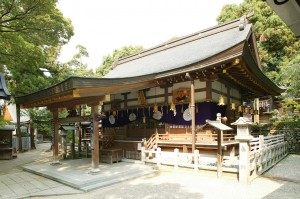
263;154;300;183
23;158;157;192
0;171;81;199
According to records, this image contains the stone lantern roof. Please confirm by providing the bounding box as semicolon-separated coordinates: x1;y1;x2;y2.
0;73;11;100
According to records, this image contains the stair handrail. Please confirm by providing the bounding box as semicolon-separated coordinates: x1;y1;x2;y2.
145;134;157;150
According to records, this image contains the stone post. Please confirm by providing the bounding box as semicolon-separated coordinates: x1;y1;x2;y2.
174;148;179;170
232;117;253;184
156;147;161;167
194;149;199;173
141;147;146;163
60;131;67;159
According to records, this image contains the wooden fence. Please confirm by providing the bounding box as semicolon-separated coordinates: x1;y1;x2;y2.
142;134;287;181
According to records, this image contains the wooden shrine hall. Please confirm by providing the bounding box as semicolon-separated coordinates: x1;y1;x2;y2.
15;15;283;172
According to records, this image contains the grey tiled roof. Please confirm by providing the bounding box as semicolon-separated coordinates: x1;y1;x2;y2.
105;24;252;78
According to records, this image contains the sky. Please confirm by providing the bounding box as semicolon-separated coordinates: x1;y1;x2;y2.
57;0;243;71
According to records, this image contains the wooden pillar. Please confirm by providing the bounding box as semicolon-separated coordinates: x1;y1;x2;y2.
71;129;75;159
254;98;259;123
191;79;196;153
78;124;82;156
52;109;59;163
122;92;130;138
91;104;100;173
30;119;36;149
205;80;212;102
217;130;223;177
16;104;22;152
164;87;169;103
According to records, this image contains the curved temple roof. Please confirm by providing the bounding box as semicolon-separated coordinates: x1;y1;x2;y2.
16;16;284;109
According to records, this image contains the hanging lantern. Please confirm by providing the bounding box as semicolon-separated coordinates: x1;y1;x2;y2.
170;102;176;111
231;102;236;110
153;103;158;113
244;107;249;113
218;95;225;106
238;105;243;113
250;108;254;115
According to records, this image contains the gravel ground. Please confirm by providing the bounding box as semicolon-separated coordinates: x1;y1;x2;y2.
32;155;300;199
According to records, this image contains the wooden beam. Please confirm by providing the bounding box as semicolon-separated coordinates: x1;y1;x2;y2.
47;96;104;110
59;116;91;124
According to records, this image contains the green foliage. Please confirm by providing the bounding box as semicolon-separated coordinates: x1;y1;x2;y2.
0;117;10;127
96;45;144;77
64;45;95;77
270;98;299;130
0;0;74;96
28;108;68;136
0;138;10;144
217;0;299;78
277;51;300;98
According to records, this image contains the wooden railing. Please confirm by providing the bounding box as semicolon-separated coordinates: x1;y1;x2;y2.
250;135;287;179
145;131;236;150
158;133;235;144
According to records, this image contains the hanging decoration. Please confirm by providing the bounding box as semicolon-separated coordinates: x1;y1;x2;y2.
218;95;225;106
183;107;192;121
153;111;162;120
170;85;177;116
231;102;236;110
238;105;243;113
218;82;226;106
129;112;136;121
230;89;235;110
109;115;115;124
153;103;158;113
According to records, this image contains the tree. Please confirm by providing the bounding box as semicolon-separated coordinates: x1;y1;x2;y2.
64;45;95;77
96;45;144;77
278;51;300;98
216;0;299;79
0;0;74;96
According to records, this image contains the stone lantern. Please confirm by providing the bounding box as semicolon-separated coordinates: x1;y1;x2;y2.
59;128;68;159
231;117;253;184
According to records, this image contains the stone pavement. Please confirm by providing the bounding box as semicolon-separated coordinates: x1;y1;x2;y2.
0;143;82;199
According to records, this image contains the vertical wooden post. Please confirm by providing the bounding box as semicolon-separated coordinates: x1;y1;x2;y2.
29;119;36;149
78;124;82;156
191;79;196;153
52;109;59;163
71;129;75;159
254;98;260;123
217;130;223;177
90;104;100;173
205;80;212;102
16;104;22;152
